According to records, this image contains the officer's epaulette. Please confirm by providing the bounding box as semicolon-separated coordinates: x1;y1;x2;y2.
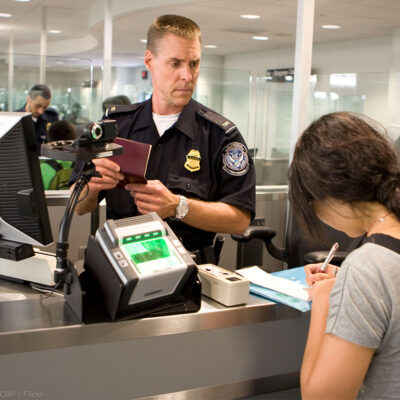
104;104;140;118
197;108;237;134
45;107;58;115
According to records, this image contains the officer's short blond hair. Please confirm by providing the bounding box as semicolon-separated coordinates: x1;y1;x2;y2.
147;15;201;54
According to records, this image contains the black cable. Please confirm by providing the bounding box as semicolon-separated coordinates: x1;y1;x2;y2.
32;276;64;299
55;163;100;281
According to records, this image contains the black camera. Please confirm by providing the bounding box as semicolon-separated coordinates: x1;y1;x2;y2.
41;120;123;162
76;120;117;147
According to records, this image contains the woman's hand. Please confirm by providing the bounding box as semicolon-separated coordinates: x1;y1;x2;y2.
304;263;338;286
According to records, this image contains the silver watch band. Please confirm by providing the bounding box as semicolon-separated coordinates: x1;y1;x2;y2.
175;195;188;219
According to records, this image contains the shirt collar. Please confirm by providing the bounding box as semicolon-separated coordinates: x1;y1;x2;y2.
133;98;153;131
173;98;196;140
138;97;197;140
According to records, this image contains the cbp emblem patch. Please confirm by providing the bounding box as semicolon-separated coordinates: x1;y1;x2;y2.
222;142;249;176
184;149;201;172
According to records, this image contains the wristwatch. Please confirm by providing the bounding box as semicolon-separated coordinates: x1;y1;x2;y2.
175;195;189;219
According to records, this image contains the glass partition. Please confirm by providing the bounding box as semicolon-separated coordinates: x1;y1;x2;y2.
0;54;93;121
253;70;400;186
309;72;390;124
253;74;293;185
195;67;251;142
309;71;400;150
0;53;93;191
98;62;251;141
92;61;153;121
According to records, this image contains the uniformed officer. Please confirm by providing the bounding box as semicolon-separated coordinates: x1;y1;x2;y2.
73;15;256;261
17;84;59;148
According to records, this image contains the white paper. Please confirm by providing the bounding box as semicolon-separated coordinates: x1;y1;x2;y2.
236;266;309;301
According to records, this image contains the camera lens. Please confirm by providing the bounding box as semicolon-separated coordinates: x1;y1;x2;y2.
90;123;103;140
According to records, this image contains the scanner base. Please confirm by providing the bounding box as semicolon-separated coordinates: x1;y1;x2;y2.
64;237;201;324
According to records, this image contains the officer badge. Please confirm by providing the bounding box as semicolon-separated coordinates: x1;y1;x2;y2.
184;149;201;172
222;142;249;176
46;122;52;131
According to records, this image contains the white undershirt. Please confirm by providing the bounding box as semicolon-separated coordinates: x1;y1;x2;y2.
152;112;180;136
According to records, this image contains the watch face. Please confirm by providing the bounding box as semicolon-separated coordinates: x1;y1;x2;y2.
176;196;188;219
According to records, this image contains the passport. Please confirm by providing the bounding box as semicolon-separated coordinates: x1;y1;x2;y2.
109;137;152;185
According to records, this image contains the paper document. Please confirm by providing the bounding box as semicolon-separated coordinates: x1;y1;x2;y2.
237;266;310;301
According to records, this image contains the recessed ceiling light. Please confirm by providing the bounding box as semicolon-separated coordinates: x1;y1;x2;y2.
322;24;341;30
48;30;61;34
241;14;260;19
0;13;12;18
13;0;31;2
252;36;269;41
141;39;147;43
204;44;217;49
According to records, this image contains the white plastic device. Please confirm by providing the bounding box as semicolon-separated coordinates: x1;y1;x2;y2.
0;250;56;287
197;264;249;306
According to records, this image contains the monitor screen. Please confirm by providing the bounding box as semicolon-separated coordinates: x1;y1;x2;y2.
0;112;53;247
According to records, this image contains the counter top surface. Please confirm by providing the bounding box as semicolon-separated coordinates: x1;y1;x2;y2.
0;277;308;354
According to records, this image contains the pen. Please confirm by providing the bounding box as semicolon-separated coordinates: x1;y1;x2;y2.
319;242;339;273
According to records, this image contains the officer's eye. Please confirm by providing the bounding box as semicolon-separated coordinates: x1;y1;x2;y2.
190;61;199;68
170;60;180;68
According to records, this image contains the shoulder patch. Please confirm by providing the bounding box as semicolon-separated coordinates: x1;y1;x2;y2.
222;142;249;176
197;108;236;135
105;104;140;117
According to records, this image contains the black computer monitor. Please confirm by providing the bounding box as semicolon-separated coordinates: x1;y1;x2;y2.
0;112;53;258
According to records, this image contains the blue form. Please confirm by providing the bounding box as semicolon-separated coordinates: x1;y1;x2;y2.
250;266;311;312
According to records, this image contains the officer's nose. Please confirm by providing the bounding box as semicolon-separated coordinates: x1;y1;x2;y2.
180;64;193;82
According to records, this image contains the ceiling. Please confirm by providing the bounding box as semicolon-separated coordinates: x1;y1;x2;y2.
0;0;400;66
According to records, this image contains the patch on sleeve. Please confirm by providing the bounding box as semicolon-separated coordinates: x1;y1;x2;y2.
222;142;249;176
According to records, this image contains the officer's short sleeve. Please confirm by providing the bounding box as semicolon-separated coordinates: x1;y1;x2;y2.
216;127;256;218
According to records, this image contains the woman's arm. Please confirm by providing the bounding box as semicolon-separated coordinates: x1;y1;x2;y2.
301;279;375;400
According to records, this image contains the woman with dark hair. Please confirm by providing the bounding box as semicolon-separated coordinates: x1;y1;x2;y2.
289;112;400;399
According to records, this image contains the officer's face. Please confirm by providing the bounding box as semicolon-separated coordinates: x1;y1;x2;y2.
26;95;51;118
145;33;201;114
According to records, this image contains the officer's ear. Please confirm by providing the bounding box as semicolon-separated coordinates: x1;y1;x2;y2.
144;49;153;71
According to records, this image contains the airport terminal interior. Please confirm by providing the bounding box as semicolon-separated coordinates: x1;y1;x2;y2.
0;0;400;399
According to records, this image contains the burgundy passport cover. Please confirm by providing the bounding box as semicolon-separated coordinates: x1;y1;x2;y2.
109;137;151;184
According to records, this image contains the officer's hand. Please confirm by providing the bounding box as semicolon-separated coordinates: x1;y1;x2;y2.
125;180;179;219
88;158;124;193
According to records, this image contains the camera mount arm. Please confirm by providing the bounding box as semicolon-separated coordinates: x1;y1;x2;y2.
54;162;100;286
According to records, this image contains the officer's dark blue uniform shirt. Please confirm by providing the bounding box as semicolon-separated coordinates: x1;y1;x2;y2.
16;105;59;148
94;98;255;251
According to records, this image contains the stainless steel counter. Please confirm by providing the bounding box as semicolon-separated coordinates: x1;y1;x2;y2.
0;279;304;353
0;278;309;399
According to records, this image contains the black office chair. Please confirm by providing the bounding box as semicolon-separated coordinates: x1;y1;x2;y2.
232;207;359;269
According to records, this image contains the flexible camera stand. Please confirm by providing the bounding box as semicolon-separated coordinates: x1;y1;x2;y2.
54;163;99;322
